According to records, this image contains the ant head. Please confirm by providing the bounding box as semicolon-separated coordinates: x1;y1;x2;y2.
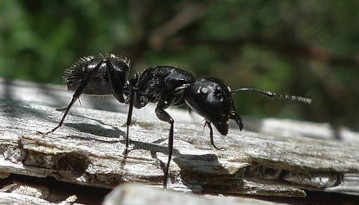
184;78;236;135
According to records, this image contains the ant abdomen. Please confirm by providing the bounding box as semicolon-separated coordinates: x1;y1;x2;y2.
64;55;130;96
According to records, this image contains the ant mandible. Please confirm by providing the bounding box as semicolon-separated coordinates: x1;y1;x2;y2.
39;54;311;188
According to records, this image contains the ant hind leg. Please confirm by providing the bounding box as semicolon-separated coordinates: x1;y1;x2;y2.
38;60;104;135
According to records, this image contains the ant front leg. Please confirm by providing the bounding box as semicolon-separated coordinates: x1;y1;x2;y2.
155;99;174;188
205;122;225;150
39;60;104;135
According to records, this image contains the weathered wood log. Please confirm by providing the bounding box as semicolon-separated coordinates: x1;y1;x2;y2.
0;193;58;205
0;181;78;205
103;183;288;205
1;78;359;203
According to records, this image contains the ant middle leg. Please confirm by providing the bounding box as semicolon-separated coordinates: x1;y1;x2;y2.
155;100;174;188
123;74;139;155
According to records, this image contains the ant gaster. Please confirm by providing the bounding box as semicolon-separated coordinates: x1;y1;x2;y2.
40;54;311;188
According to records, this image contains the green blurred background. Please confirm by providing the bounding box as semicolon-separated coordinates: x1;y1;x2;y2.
1;1;359;131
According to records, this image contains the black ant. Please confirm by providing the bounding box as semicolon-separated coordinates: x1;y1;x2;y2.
39;54;311;188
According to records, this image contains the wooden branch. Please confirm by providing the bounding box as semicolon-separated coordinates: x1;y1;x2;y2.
1;78;359;203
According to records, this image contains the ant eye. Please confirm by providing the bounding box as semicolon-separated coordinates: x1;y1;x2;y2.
200;87;208;94
196;87;209;96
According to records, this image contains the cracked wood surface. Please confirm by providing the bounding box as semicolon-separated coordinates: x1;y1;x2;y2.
1;78;359;204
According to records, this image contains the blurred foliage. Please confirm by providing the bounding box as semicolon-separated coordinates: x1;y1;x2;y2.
1;0;359;131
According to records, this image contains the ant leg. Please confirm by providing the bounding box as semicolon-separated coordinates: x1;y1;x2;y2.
231;112;243;131
39;60;104;134
155;101;174;188
205;122;225;150
124;86;134;155
56;98;83;112
41;95;77;134
123;74;138;155
106;60;126;103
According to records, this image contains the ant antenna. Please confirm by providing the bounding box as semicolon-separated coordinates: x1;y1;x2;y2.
232;88;312;104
